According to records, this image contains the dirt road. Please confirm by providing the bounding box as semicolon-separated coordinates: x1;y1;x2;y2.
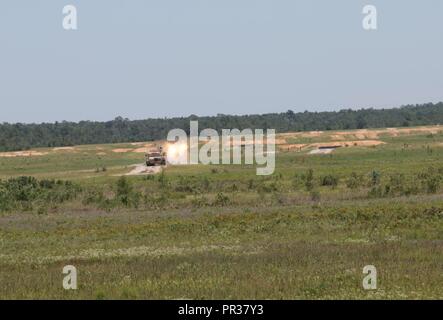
124;164;164;176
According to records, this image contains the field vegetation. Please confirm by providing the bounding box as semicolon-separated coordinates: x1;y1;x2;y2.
0;126;442;299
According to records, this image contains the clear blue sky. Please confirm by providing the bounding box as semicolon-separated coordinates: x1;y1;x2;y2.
1;0;442;123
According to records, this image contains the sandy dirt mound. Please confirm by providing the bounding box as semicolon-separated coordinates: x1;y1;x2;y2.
133;147;149;153
274;138;288;145
279;144;307;152
330;135;345;140
275;125;442;143
0;151;49;158
311;140;385;148
385;128;399;137
112;148;133;153
355;130;379;139
352;140;386;147
53;147;76;151
309;140;385;148
306;140;385;155
398;127;440;135
304;131;324;137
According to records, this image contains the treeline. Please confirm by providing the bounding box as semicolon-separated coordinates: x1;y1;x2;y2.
1;102;443;152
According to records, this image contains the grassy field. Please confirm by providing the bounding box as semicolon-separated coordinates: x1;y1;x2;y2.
0;126;442;299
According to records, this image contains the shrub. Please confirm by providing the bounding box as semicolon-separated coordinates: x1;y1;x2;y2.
425;176;440;194
320;174;339;187
385;173;406;196
292;173;305;190
83;188;105;205
370;170;381;186
0;176;81;212
115;176;140;207
200;176;211;191
257;181;279;193
192;195;209;208
346;172;364;189
174;176;196;193
305;169;315;191
213;192;230;207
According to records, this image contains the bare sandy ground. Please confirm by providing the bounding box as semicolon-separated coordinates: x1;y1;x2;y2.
0;151;48;158
311;140;386;148
309;148;335;155
53;147;76;151
279;125;442;141
133;147;150;153
124;164;164;176
306;140;385;155
279;140;385;153
112;148;133;153
279;144;307;152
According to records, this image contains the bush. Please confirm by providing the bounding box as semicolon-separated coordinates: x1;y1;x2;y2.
417;167;441;194
305;169;315;191
192;195;209;208
425;176;440;194
346;172;364;189
385;174;406;196
213;192;230;207
256;180;279;193
83;188;105;205
320;174;339;188
370;170;381;186
115;176;140;207
0;176;81;212
292;173;306;190
174;176;196;193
